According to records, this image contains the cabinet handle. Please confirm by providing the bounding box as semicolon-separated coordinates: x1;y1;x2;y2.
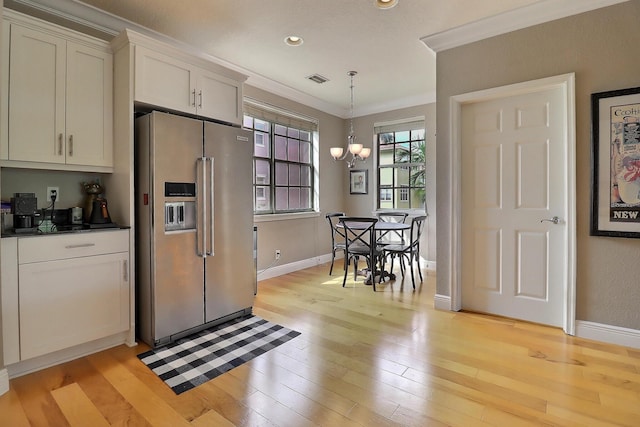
58;133;63;155
123;259;129;282
65;243;96;249
192;89;196;107
198;90;203;108
69;134;73;157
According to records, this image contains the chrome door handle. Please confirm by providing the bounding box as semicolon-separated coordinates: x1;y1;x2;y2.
196;157;206;257
192;89;197;107
207;157;214;256
68;134;73;156
540;216;560;224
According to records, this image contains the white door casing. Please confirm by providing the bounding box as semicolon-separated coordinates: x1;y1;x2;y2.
449;74;576;334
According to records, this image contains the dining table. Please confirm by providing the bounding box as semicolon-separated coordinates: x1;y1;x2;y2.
337;219;410;284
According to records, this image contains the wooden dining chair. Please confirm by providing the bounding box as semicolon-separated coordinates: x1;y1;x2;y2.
325;212;346;275
382;215;427;289
338;217;385;291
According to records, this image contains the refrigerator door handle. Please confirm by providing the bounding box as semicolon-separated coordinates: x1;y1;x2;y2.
196;157;207;258
207;157;215;256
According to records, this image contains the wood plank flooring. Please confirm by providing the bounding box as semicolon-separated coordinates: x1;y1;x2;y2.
2;263;640;426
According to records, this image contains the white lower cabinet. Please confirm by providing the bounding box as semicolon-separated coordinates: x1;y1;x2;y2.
19;251;129;360
1;230;130;367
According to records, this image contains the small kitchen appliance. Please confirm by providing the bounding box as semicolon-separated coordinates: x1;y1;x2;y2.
87;198;116;228
10;192;37;232
69;207;83;225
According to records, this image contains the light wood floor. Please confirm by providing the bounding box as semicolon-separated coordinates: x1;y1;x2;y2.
2;263;640;426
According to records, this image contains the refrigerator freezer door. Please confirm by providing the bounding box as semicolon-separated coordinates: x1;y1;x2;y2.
139;111;206;344
203;121;255;322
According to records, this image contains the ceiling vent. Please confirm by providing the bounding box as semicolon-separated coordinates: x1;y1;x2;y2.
307;74;329;84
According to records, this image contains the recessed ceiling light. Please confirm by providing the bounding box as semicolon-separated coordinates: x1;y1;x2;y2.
376;0;398;9
284;35;304;46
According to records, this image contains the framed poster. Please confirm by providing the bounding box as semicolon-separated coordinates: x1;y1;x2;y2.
350;169;368;195
591;86;640;238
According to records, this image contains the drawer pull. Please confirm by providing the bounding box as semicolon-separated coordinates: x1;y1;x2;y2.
65;243;96;249
123;259;128;282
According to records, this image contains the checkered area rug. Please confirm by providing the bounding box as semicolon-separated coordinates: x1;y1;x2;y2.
137;315;301;394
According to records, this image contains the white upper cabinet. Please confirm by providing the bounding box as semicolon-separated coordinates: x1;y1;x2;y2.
134;46;195;114
116;30;246;126
1;11;113;171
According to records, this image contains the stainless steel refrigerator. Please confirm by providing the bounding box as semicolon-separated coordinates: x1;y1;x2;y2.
135;111;255;348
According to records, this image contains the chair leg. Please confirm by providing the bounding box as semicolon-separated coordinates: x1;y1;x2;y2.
329;249;335;275
342;256;350;287
353;256;359;281
409;256;416;290
415;251;423;282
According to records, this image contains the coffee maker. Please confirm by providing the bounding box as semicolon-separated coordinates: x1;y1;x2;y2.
10;193;37;232
89;197;113;225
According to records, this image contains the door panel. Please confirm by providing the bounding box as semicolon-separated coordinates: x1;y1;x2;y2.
148;112;205;340
461;86;567;327
203;121;254;322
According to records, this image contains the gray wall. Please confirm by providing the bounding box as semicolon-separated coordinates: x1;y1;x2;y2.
436;0;640;329
346;104;437;263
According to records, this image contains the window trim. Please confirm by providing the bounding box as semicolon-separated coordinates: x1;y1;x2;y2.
374;117;426;210
244;98;319;216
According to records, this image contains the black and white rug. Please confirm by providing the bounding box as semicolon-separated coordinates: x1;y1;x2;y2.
137;315;301;394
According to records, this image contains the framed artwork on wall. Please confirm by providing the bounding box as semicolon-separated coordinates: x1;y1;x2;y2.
350;169;368;195
591;86;640;238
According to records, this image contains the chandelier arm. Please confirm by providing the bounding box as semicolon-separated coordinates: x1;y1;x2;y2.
329;70;369;168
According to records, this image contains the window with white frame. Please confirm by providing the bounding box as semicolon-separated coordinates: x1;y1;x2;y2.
376;119;426;210
244;99;318;214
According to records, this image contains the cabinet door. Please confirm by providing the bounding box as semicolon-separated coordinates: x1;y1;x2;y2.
19;252;129;360
196;68;243;125
134;46;196;114
8;24;66;163
66;41;113;167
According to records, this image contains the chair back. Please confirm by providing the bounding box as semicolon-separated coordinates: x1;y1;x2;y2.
325;212;346;246
338;217;378;257
376;211;409;245
408;215;427;249
376;211;409;223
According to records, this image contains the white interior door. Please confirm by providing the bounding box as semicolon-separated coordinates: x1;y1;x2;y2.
460;81;572;327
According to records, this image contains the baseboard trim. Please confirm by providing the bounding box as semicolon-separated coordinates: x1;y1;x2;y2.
6;331;130;379
257;254;333;281
434;293;452;311
258;253;436;282
575;320;640;350
0;368;8;396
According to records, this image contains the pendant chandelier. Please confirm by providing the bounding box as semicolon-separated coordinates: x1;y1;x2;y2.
330;71;371;168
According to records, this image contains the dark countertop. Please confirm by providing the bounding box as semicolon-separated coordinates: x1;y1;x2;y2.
1;224;130;238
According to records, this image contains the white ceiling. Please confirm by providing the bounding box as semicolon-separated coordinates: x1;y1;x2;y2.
6;0;627;117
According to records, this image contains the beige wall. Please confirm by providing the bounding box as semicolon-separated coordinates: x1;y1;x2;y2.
244;85;346;270
245;84;437;269
436;1;640;329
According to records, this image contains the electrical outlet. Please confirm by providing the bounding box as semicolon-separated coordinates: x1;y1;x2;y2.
47;186;59;202
275;249;281;260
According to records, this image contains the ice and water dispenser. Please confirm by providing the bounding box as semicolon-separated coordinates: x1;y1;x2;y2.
164;182;196;232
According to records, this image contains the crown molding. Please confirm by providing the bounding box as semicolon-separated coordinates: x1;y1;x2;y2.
421;0;629;53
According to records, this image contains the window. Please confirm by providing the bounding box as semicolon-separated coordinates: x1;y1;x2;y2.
399;187;409;202
244;99;318;214
380;189;392;201
376;120;426;210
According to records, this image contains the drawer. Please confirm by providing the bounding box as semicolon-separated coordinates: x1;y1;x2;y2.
18;229;129;264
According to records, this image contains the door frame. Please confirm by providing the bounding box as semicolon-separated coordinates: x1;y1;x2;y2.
449;73;577;335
